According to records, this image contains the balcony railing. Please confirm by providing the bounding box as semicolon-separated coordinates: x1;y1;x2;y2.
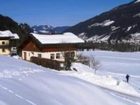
0;45;10;48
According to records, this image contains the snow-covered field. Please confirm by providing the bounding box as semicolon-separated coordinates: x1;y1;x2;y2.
79;50;140;90
0;50;140;105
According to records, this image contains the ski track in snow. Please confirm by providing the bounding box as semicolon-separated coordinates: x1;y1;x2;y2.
99;71;140;80
0;68;44;79
105;72;140;79
0;84;37;105
110;92;140;105
0;68;42;105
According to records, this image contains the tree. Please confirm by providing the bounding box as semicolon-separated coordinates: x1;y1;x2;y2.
19;23;33;34
64;52;75;70
77;53;100;74
88;56;100;74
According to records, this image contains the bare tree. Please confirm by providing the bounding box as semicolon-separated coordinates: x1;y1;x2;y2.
77;53;100;74
89;56;100;74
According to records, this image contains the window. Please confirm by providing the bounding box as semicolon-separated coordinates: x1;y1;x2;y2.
31;52;34;55
2;41;5;45
38;54;42;58
2;48;5;52
56;53;60;59
71;52;75;57
28;53;30;56
11;47;16;51
50;54;55;60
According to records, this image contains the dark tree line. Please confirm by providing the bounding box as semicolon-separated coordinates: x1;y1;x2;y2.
0;14;33;47
93;42;140;52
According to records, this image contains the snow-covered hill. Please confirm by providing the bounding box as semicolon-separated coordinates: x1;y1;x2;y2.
0;56;129;105
66;0;140;44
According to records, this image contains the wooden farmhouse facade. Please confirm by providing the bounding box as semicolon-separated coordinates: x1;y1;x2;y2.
0;30;19;55
20;33;85;69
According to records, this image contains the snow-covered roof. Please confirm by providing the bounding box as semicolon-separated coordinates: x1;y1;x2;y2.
0;30;19;39
31;32;84;44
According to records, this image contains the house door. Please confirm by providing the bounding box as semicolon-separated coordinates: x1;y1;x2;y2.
24;52;27;60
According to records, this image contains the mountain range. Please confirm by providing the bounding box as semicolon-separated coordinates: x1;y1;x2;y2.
32;25;69;34
1;0;140;50
66;0;140;45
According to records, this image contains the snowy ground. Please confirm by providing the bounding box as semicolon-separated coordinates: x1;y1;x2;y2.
0;50;140;105
79;50;140;90
73;50;140;104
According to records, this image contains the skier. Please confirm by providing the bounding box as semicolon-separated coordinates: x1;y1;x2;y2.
126;74;130;83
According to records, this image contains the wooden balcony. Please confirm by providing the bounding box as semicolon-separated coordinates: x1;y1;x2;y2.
0;45;10;48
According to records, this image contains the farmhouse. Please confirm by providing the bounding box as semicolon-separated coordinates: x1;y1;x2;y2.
0;30;19;55
20;32;85;69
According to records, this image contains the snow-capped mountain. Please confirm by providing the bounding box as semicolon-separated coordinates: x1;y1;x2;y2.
32;25;54;34
66;0;140;44
32;25;69;34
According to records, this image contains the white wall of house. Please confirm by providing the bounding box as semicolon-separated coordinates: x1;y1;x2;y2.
0;48;10;55
22;51;77;62
0;40;9;45
0;40;10;55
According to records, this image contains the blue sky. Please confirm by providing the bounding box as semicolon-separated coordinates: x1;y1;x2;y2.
0;0;132;26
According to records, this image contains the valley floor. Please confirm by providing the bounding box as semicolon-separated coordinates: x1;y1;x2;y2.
0;50;140;105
